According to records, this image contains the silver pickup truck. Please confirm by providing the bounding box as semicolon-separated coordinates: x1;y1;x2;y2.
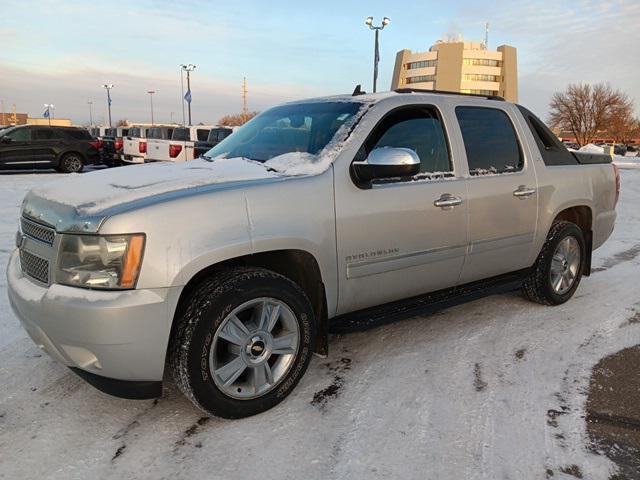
7;89;618;418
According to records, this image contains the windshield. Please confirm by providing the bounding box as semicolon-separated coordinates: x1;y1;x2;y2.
204;102;363;162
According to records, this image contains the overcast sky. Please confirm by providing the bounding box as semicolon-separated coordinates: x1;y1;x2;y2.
0;0;638;125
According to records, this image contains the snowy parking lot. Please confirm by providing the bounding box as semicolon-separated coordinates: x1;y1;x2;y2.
1;164;639;479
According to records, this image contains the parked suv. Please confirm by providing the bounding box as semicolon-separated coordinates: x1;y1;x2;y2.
8;90;618;418
0;125;100;172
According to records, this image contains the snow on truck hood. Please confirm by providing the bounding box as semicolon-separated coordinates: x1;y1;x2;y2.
28;158;280;217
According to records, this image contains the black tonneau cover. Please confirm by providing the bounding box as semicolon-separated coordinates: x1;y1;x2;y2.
572;152;612;165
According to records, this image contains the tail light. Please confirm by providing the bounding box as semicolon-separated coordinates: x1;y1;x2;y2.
169;144;183;158
115;139;123;151
613;163;620;208
139;141;147;154
89;140;103;150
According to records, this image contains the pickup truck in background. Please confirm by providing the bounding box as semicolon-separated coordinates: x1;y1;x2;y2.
8;89;618;419
146;125;215;162
193;126;235;158
99;127;129;167
122;126;151;164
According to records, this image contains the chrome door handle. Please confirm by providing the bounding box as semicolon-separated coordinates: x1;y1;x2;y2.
513;185;536;198
434;194;463;209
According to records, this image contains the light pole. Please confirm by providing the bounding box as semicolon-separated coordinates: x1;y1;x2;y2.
147;90;155;125
365;16;390;93
44;103;54;126
180;64;196;125
102;84;114;127
87;101;93;127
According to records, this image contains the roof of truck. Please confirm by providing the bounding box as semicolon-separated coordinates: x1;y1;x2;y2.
290;88;506;106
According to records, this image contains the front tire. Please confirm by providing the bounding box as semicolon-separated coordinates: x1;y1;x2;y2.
523;221;585;305
169;267;315;418
57;153;84;173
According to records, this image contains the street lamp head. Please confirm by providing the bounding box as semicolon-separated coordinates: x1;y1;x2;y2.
102;84;114;89
382;17;390;27
147;90;155;94
365;16;373;26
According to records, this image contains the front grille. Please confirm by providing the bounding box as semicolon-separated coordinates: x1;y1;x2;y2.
21;217;55;245
20;249;50;284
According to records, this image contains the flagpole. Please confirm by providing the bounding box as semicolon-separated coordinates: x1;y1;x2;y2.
180;67;185;126
186;69;192;126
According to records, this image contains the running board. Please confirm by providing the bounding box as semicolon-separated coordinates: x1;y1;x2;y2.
330;269;530;334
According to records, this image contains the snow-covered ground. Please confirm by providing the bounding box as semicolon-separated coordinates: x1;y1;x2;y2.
1;167;639;479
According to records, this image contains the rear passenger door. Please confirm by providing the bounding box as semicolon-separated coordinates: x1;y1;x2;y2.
455;105;538;284
32;128;60;164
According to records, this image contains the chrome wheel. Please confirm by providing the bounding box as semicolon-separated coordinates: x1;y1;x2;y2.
549;236;581;295
64;155;83;173
209;297;300;400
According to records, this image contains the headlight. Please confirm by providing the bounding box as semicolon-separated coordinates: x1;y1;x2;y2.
56;234;145;290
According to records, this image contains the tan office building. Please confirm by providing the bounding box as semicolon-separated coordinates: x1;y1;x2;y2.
391;41;518;102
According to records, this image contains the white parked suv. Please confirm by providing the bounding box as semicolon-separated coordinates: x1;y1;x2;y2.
146;125;215;162
7;89;618;418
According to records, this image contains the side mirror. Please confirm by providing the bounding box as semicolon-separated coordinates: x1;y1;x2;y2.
0;137;12;144
352;147;420;182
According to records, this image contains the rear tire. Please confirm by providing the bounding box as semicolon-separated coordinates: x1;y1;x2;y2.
523;221;585;305
169;267;315;418
57;153;84;173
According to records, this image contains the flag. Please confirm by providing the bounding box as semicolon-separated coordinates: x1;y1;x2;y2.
108;96;112;106
184;89;192;104
43;108;50;118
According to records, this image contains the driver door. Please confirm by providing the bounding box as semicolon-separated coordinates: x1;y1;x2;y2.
0;127;33;168
334;105;468;315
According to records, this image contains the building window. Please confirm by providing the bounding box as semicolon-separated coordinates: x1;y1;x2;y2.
462;58;502;67
406;60;437;69
460;89;499;96
406;75;436;84
463;74;500;82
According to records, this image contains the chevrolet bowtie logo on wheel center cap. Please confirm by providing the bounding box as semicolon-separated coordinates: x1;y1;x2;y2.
247;337;266;357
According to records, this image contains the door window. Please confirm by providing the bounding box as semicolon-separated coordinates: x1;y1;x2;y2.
455;106;523;175
5;128;31;141
357;106;452;180
33;128;57;140
196;129;209;141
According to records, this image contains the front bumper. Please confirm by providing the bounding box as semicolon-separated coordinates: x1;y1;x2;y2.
7;250;180;398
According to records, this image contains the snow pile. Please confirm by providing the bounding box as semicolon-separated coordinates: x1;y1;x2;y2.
30;158;279;216
579;143;605;154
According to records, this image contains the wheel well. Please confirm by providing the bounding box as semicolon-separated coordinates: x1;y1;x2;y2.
553;206;592;233
552;205;593;275
172;249;329;355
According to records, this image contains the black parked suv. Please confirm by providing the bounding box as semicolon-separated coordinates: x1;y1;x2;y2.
0;125;101;172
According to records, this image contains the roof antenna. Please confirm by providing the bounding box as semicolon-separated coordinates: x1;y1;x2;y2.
352;84;366;96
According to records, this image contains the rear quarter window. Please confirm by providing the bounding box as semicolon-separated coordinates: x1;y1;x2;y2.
516;105;578;166
455;106;523;175
63;129;92;140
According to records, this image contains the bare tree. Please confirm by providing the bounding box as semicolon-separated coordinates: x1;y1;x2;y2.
607;102;639;144
115;118;129;127
549;83;632;147
218;111;259;127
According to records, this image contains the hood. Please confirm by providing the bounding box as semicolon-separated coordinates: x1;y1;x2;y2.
23;158;280;233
